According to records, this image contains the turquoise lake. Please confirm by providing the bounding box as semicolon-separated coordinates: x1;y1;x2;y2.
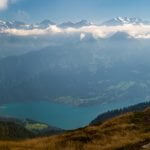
0;99;145;129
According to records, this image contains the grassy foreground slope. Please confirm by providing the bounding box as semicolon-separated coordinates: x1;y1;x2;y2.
0;108;150;150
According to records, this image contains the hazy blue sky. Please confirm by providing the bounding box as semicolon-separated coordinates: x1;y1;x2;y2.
0;0;150;23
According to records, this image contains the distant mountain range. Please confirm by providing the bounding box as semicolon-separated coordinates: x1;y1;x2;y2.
0;17;149;30
0;17;150;58
0;17;150;107
0;19;92;30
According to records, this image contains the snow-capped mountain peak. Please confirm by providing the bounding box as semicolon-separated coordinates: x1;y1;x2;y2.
0;17;150;31
115;17;142;24
102;17;150;26
59;20;93;28
0;19;56;30
38;20;56;28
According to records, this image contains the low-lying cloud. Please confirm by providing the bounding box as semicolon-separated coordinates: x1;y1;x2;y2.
2;24;150;39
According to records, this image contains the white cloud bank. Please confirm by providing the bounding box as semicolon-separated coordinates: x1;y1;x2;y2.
0;0;18;10
2;24;150;39
0;0;8;10
3;25;62;36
